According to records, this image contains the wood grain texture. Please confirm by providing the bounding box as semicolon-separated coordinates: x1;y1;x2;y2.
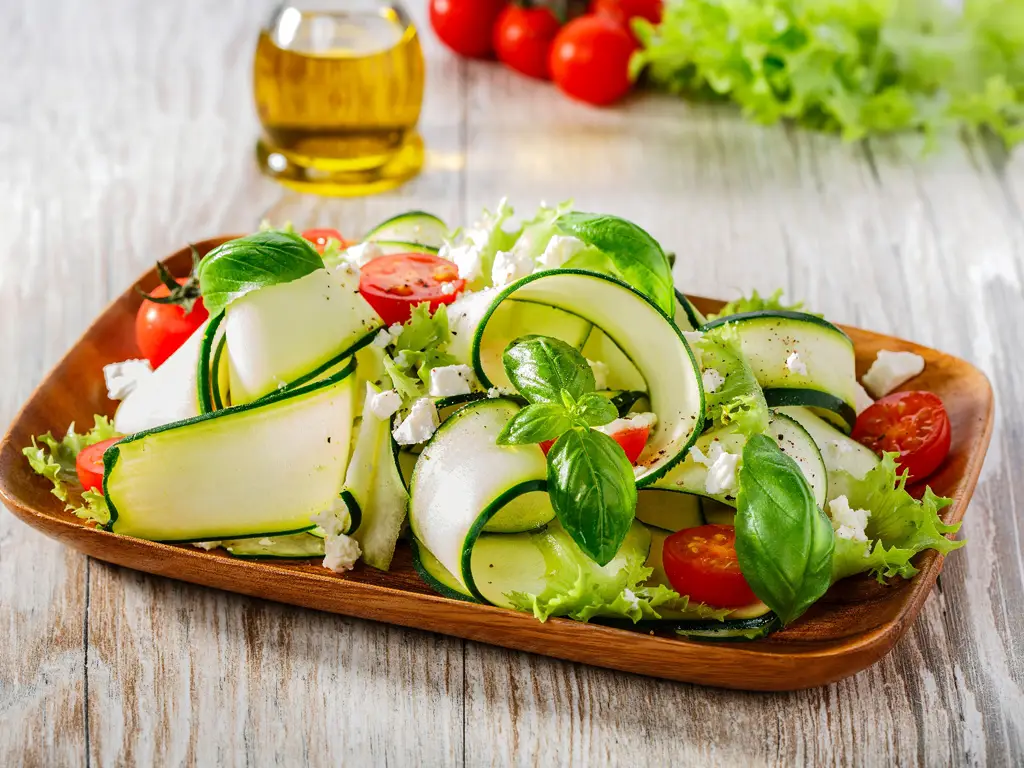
0;0;1021;766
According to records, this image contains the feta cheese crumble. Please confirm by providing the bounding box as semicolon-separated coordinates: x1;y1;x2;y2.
538;235;586;270
828;495;871;542
689;442;740;496
103;359;153;401
491;248;534;287
342;240;383;267
854;382;874;414
587;359;610;391
311;497;362;573
373;323;404;348
862;350;926;398
683;331;704;346
428;364;475;397
622;588;641;611
392;398;440;445
786;351;808;376
192;541;222;551
369;389;403;420
701;367;725;394
487;387;507;399
596;412;658;436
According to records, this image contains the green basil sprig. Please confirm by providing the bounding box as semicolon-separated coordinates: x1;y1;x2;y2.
735;435;835;626
197;231;325;317
557;212;675;316
497;335;637;566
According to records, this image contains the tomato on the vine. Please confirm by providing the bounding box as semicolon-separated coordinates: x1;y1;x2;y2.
590;0;664;27
301;227;348;254
430;0;507;59
135;250;209;369
852;391;952;482
358;252;465;326
494;5;561;80
76;438;121;493
661;525;759;609
549;15;637;106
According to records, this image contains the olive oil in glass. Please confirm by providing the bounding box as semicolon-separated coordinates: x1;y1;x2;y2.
253;1;425;195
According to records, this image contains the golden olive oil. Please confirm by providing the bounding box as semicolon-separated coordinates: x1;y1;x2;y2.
253;3;425;194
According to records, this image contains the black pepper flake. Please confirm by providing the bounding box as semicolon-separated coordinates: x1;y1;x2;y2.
327;437;332;444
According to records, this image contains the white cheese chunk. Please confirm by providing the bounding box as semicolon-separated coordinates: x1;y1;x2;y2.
342;241;384;267
491;248;535;287
861;350;926;398
392;398;440;445
538;235;586;270
441;241;485;284
369;389;403;420
192;541;222;551
828;495;871;542
689;442;740;496
323;533;361;573
103;359;153;401
596;412;658;436
701;367;725;394
428;364;475;397
587;359;610;391
683;331;704;346
786;351;808;376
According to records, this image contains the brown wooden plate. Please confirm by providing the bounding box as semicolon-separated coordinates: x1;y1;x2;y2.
0;238;994;691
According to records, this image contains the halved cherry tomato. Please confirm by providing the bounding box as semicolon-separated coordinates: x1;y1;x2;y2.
549;15;637;106
852;390;951;482
76;438;121;493
301;228;348;254
539;425;649;464
662;525;759;608
430;0;507;59
494;5;561;80
136;278;209;369
590;0;664;27
359;253;465;326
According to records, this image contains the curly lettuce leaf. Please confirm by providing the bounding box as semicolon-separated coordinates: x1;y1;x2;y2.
706;288;811;321
697;324;770;435
506;525;730;623
380;304;458;404
633;0;1024;147
22;415;118;525
440;198;519;290
828;453;961;583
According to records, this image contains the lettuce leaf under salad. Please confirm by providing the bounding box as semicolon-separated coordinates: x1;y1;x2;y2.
379;304;460;404
706;288;816;321
692;324;770;437
22;415;118;525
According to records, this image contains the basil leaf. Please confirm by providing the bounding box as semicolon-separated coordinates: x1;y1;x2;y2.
548;427;637;566
496;403;572;445
574;393;618;427
503;336;595;404
735;435;835;626
198;231;324;317
558;212;675;315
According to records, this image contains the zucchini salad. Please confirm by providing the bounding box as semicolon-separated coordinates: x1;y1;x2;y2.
24;202;962;640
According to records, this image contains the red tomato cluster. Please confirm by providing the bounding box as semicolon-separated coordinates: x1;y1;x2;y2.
429;0;663;106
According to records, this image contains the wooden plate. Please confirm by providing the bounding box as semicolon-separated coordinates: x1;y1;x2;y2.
0;238;994;691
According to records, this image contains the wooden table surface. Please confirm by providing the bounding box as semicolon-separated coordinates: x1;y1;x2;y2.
2;0;1022;765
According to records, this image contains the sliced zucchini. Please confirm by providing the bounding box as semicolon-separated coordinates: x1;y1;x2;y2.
701;310;857;432
579;327;647;392
674;613;780;641
470;271;704;487
411;539;475;602
224;532;326;559
197;313;226;414
224;268;381;405
673;289;705;332
104;360;357;542
365;212;448;248
114;319;209;435
344;383;410;570
212;334;230;410
368;240;440;256
651;411;827;508
701;499;736;525
636;491;704;532
776;406;881;488
408;399;550;599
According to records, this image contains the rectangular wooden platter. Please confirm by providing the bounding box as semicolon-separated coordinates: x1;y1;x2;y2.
0;238;994;691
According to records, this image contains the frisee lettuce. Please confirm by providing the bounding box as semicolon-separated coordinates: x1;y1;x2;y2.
706;288;810;321
22;415;118;525
633;0;1024;147
697;324;770;435
380;304;458;404
828;453;961;583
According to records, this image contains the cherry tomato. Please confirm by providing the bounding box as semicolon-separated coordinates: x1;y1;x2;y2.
430;0;507;59
852;391;952;482
301;228;348;254
359;253;465;326
135;279;209;369
590;0;664;27
539;425;649;464
662;525;759;609
76;438;121;493
494;5;561;80
550;15;637;106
